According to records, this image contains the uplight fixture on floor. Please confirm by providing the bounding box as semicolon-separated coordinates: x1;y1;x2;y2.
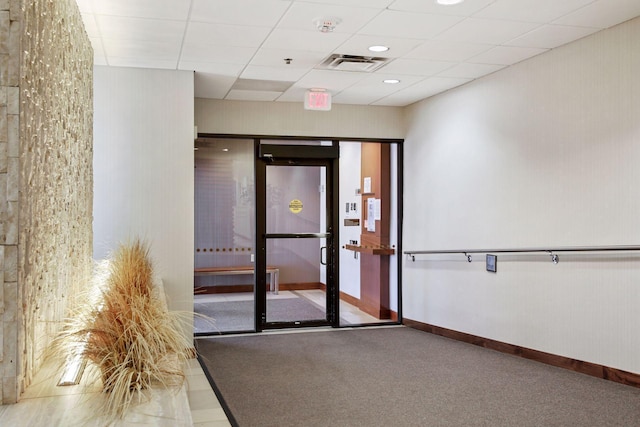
58;352;87;386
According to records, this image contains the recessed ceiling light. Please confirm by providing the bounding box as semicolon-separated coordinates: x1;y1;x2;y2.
383;79;400;84
436;0;464;5
222;148;229;152
368;45;389;53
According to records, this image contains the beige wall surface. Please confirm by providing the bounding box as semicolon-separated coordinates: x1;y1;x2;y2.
402;17;640;374
195;98;405;140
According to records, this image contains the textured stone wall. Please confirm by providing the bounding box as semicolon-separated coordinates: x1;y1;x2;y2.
0;0;93;404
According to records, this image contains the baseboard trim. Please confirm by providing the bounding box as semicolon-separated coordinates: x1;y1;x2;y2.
403;318;640;389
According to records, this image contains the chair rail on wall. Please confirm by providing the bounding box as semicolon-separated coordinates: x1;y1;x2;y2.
404;245;640;264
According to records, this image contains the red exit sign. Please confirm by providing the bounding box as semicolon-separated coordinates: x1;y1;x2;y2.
304;90;332;111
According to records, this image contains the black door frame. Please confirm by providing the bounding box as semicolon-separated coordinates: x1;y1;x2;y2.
255;141;340;331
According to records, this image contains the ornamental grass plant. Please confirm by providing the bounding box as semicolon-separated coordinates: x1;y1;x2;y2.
50;239;193;419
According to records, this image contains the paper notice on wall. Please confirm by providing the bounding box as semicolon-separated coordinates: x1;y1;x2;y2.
363;177;372;194
367;198;376;232
374;199;381;220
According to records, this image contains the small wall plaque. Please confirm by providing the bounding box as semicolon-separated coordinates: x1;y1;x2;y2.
486;254;497;273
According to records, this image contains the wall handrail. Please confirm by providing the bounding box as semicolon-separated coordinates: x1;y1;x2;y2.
404;245;640;263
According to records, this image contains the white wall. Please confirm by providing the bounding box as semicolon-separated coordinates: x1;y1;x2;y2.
93;66;195;320
403;17;640;374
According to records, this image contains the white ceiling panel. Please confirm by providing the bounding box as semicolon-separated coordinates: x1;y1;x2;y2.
190;0;291;27
92;0;192;21
107;56;179;70
226;90;282;101
250;49;327;68
240;65;311;82
277;2;381;33
294;0;394;8
470;46;548;66
80;14;99;38
373;76;472;106
406;40;492;62
359;10;465;39
180;44;257;65
96;16;186;42
102;38;182;61
554;0;640;29
474;0;595;24
262;29;350;53
77;0;640;105
276;86;310;103
436;18;539;45
388;0;496;16
505;24;599;49
379;58;455;77
184;22;271;48
179;61;244;77
195;73;237;99
335;35;423;58
294;69;368;92
334;73;424;104
438;62;505;79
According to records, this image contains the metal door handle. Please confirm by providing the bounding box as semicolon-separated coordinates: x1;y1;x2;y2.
320;246;327;265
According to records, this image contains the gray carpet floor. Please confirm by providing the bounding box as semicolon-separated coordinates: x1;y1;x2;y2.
196;326;640;427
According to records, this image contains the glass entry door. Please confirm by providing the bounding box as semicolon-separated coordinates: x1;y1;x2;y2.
256;145;338;330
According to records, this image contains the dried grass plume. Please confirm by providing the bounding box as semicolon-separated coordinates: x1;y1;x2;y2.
51;239;193;419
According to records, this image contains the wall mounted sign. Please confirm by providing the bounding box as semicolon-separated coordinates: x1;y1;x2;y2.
289;199;303;214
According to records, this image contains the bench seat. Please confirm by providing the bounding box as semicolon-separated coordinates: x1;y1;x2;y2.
194;266;279;294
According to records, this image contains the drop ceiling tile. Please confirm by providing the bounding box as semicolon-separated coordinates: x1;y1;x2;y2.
336;35;424;58
240;65;311;82
102;38;182;61
80;14;99;38
89;36;105;56
470;46;548;65
379;58;455;76
359;10;465;39
505;24;599;49
180;44;257;64
96;15;186;42
474;0;595;24
179;61;244;76
276;86;309;103
334;73;424;104
107;56;178;69
438;62;505;79
372;76;471;106
553;0;640;29
406;40;493;62
226;89;282;101
294;69;368;92
435;18;539;45
297;0;394;7
93;0;192;20
250;48;326;68
74;0;94;14
185;22;271;48
388;0;496;16
277;2;382;33
190;0;290;27
263;29;350;52
194;73;237;99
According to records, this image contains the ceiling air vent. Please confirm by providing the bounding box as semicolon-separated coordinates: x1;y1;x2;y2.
318;54;391;73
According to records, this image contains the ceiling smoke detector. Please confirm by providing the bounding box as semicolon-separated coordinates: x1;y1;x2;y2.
313;17;342;33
